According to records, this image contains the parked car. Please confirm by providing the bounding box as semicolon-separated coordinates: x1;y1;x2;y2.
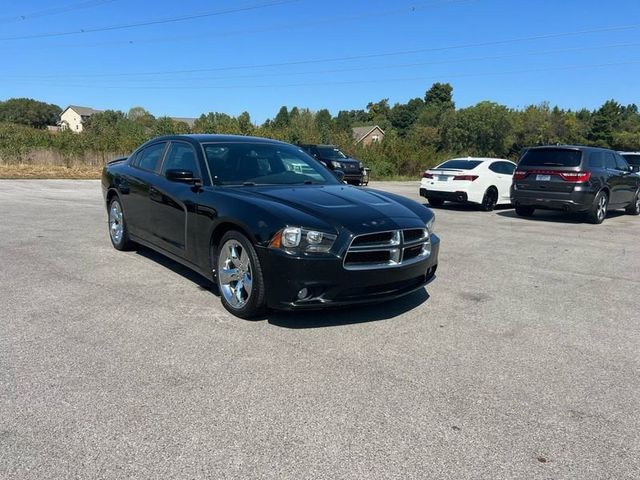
419;157;516;211
298;144;366;185
619;151;640;173
102;135;439;318
511;145;640;224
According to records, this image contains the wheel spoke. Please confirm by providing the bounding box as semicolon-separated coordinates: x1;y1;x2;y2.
243;272;252;296
240;249;249;271
219;267;240;284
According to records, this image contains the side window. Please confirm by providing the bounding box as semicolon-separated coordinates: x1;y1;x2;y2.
161;142;199;176
615;154;630;171
604;153;617;170
502;162;516;175
137;143;166;172
488;162;501;173
589;151;605;169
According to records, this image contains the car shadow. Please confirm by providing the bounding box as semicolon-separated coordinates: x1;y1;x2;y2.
495;209;626;224
133;245;431;328
266;288;430;329
134;246;220;295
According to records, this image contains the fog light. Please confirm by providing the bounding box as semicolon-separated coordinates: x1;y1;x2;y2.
297;288;309;300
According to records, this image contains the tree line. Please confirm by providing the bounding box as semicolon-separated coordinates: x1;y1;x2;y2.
1;83;639;178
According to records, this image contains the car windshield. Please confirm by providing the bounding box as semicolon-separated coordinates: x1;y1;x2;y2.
203;142;339;186
519;148;582;167
316;146;348;160
436;160;482;170
621;154;640;166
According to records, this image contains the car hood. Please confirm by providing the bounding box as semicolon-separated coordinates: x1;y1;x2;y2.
229;184;428;231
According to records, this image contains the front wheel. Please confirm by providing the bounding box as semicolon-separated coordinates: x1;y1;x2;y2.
108;197;134;250
625;190;640;215
587;191;608;224
216;231;266;319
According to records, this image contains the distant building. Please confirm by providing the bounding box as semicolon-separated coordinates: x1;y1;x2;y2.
170;117;197;128
59;105;102;132
352;125;385;146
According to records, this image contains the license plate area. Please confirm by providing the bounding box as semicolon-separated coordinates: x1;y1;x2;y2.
437;176;449;182
536;174;551;181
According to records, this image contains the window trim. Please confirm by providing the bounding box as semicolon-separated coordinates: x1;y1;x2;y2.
130;142;168;174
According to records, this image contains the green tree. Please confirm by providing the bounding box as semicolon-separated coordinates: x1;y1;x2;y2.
0;98;61;129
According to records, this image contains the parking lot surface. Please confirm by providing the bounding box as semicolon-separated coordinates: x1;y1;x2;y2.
1;179;639;479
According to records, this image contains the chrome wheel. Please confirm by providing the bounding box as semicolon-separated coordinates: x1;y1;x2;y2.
218;239;253;309
109;200;124;245
596;194;607;222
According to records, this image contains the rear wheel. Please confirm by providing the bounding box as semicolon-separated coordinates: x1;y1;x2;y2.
427;198;444;207
108;197;134;250
216;231;266;319
587;191;608;224
625;190;640;215
480;188;498;211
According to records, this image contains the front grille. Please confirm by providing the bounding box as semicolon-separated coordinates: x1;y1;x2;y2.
343;228;430;270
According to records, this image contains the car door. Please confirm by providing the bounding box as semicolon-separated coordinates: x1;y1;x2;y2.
149;141;203;260
488;161;514;202
604;152;625;205
120;142;167;239
614;153;635;204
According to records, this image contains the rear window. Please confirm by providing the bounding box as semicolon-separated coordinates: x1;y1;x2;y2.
622;154;640;166
519;149;582;167
437;160;482;170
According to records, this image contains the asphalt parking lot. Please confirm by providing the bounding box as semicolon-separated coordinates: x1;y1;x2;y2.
1;179;639;479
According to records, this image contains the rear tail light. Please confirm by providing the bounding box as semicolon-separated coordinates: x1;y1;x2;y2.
513;170;591;182
422;172;433;179
452;175;478;181
558;171;591;182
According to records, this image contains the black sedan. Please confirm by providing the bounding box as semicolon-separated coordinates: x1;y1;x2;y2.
102;135;439;318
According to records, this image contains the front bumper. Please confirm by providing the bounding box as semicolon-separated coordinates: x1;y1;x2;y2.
257;234;440;310
511;186;596;212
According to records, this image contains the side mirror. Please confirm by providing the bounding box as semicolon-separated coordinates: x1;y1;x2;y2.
334;170;345;182
166;169;201;185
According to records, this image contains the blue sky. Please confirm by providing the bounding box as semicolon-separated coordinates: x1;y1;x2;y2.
1;0;639;123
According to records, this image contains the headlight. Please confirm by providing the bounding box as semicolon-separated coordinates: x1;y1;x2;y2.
331;161;342;169
426;216;435;234
270;227;337;254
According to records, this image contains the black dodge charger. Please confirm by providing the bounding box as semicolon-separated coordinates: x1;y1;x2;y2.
102;135;439;318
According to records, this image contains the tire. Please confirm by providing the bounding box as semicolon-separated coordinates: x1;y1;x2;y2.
427;198;445;207
108;196;135;250
587;190;608;224
480;188;498;212
625;190;640;215
515;205;535;217
216;231;266;319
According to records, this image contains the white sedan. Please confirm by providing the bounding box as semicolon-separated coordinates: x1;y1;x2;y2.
419;157;517;211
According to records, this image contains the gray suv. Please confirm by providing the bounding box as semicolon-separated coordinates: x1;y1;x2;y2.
511;145;640;224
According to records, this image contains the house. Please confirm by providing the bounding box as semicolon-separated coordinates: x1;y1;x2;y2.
170;117;197;128
352;125;385;146
59;105;102;133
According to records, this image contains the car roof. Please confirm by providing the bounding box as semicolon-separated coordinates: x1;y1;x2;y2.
444;157;513;163
526;144;613;153
147;134;292;145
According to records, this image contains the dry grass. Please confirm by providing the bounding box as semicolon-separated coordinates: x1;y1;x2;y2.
0;164;102;179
